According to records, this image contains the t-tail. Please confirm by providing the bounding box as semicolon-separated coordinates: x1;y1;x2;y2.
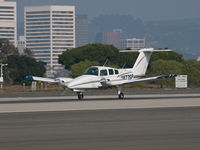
120;48;172;76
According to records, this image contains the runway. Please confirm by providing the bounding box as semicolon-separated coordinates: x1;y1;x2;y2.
0;108;200;150
0;91;200;149
0;93;200;113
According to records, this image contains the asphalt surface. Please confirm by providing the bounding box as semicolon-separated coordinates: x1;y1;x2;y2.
0;93;200;113
0;88;200;98
0;108;200;150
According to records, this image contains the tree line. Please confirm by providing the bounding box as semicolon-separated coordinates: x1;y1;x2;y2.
59;44;200;88
0;39;46;85
1;39;199;88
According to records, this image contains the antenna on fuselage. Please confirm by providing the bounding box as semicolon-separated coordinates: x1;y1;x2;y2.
122;63;126;68
103;59;108;67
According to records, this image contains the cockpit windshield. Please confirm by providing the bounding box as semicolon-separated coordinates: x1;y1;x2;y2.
83;67;99;76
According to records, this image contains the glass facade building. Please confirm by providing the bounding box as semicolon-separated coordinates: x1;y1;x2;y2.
0;0;17;46
76;14;88;47
24;5;75;74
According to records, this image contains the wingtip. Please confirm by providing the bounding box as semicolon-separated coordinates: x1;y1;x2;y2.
25;75;33;80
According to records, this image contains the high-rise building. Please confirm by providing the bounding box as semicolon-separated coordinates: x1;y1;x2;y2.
24;5;75;75
0;0;17;46
17;36;25;54
76;14;88;47
121;38;145;50
95;32;120;48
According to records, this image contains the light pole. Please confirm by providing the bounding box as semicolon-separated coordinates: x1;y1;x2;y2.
0;63;8;89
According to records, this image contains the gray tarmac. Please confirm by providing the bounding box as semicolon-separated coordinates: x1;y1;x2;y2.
0;93;200;113
0;108;200;150
0;89;200;150
0;88;200;98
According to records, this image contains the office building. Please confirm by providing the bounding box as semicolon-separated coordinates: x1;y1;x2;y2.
121;38;145;50
24;5;75;75
76;14;88;47
95;32;120;48
17;36;25;54
0;0;17;46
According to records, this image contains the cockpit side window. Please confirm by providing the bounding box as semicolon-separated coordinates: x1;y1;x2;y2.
114;69;119;75
83;67;98;76
109;69;114;75
100;69;108;76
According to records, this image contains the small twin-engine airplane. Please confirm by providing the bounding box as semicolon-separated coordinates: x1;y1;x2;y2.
26;48;176;100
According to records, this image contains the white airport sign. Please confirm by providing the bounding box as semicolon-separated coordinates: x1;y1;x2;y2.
176;75;187;88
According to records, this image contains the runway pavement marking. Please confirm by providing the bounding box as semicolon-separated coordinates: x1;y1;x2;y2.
0;95;200;113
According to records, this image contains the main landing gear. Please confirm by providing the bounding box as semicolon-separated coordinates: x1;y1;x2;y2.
117;86;124;99
77;92;84;100
118;92;124;99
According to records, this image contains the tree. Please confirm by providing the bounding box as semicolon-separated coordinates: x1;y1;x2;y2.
5;55;46;84
71;60;99;77
181;60;200;87
0;39;19;63
59;44;119;70
147;59;183;88
24;47;33;57
150;51;184;64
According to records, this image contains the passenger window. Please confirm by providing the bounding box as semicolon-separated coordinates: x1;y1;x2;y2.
100;69;108;76
114;70;119;75
109;69;114;75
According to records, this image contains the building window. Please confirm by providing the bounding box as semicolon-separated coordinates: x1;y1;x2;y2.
0;6;14;9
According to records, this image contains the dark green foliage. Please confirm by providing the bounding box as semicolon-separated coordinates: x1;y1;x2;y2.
0;40;46;85
118;53;138;68
0;39;46;84
181;60;200;87
147;60;183;88
0;39;19;63
59;43;138;69
24;47;33;57
150;51;184;63
6;55;46;84
59;44;119;69
59;43;200;88
147;59;200;88
71;60;99;78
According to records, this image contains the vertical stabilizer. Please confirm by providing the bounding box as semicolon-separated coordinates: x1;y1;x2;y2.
132;50;152;76
120;48;172;76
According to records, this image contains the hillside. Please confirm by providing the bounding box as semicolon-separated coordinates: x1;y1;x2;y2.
89;15;200;59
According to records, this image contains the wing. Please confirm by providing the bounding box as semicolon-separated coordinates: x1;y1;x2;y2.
25;76;59;83
122;74;177;84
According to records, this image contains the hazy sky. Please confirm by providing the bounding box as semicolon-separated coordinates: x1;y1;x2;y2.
6;0;200;35
8;0;200;21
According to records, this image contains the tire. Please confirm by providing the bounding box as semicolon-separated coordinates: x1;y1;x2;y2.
78;93;84;100
118;93;124;99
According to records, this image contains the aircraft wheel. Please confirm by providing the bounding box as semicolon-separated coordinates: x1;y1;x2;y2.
78;92;84;100
118;92;124;99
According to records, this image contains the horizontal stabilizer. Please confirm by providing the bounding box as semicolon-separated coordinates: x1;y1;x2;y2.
120;48;173;53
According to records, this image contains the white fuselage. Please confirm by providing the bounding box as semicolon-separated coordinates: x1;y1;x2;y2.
65;66;136;91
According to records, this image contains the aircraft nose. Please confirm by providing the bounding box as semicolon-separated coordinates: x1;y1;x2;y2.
67;79;81;89
67;82;75;89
